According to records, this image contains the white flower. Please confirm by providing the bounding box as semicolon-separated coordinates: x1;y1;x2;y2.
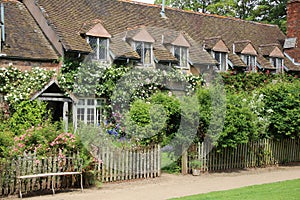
266;109;273;113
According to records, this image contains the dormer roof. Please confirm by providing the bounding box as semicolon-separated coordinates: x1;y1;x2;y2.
131;28;155;43
234;41;257;56
259;44;284;58
171;33;190;47
204;37;229;53
86;23;111;38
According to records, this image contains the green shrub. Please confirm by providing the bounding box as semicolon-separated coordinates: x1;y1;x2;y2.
217;93;258;148
150;92;181;138
260;80;300;139
8;100;50;135
129;99;151;126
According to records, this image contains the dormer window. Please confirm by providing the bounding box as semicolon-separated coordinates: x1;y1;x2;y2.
203;37;229;72
271;57;283;73
129;28;155;66
88;36;109;61
213;51;227;71
135;41;152;65
84;22;111;61
259;44;285;73
242;54;256;72
170;33;190;69
173;45;188;68
234;41;257;72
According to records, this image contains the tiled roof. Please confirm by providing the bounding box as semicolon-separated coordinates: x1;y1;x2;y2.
285;48;300;63
110;32;140;59
234;41;251;53
284;56;300;71
153;49;178;63
204;37;229;53
2;1;58;60
257;54;275;70
34;0;293;69
259;44;277;56
259;44;285;58
203;37;222;50
228;53;247;68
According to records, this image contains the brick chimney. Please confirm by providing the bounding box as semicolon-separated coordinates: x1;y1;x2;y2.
287;0;300;40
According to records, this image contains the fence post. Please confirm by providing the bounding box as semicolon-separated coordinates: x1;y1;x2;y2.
157;144;161;177
181;147;188;175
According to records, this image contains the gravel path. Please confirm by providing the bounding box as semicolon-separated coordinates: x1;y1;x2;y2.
7;166;300;200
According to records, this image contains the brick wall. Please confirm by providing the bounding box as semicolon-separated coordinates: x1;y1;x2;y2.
0;58;61;72
287;0;300;45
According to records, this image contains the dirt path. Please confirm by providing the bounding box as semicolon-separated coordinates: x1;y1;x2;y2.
9;166;300;200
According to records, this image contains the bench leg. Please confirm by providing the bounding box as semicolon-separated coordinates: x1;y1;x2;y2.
19;180;22;199
80;174;83;192
52;178;55;195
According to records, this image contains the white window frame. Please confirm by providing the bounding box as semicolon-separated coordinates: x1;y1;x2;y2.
270;57;283;73
213;51;227;71
242;54;256;72
74;98;105;127
133;41;153;66
87;36;109;61
173;45;188;69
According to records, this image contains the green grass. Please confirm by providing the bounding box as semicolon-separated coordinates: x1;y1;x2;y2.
170;179;300;200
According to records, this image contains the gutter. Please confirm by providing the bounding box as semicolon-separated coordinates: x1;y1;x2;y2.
0;55;58;62
284;52;300;66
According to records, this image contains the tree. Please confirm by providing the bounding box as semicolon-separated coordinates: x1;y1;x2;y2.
249;0;287;33
154;0;214;12
155;0;287;32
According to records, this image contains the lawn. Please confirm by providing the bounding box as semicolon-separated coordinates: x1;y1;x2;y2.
170;178;300;200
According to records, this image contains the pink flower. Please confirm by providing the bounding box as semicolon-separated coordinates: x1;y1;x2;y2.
17;143;25;148
20;134;26;140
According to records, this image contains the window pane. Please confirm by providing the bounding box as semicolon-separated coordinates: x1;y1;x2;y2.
214;52;220;63
215;52;225;71
250;56;255;67
87;108;95;124
181;47;187;67
144;43;151;64
97;99;104;106
78;99;85;105
174;46;180;61
99;39;107;60
275;58;283;73
87;99;95;106
219;52;226;71
136;42;142;58
89;37;98;60
77;108;85;122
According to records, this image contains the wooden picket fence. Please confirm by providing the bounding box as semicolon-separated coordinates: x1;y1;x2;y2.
0;152;82;197
189;138;300;172
95;145;161;182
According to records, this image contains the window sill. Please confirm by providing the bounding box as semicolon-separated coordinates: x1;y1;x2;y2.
174;66;189;70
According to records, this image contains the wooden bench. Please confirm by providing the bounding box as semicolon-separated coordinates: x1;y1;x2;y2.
16;156;83;198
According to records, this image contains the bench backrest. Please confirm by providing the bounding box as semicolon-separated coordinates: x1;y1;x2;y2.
15;156;83;176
